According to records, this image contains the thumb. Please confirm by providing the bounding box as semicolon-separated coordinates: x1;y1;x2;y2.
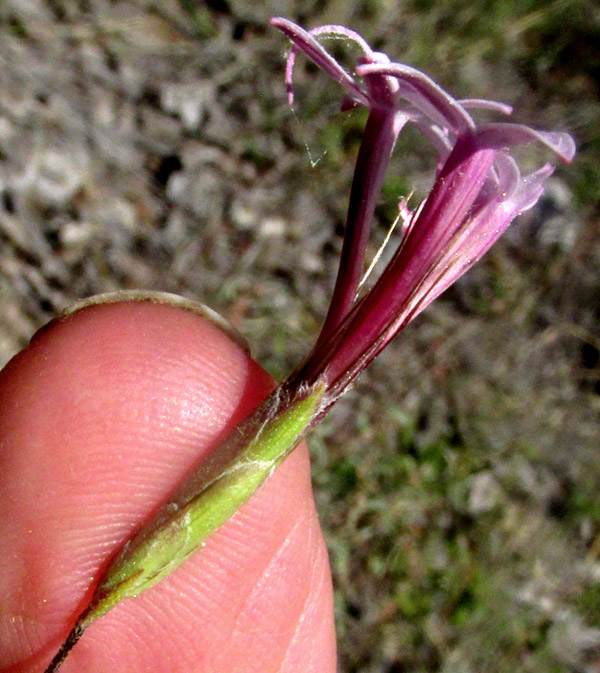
0;294;336;673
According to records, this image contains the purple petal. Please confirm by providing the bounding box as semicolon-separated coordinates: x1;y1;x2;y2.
475;123;576;163
511;162;555;211
270;17;370;107
413;158;554;313
356;62;475;133
466;152;518;218
460;98;513;115
490;152;521;200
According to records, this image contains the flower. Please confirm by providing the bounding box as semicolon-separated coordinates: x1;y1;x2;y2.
271;17;575;411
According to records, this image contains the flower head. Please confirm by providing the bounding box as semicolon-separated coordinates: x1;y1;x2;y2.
271;17;575;412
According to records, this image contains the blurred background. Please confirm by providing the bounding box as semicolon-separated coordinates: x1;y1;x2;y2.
0;1;598;671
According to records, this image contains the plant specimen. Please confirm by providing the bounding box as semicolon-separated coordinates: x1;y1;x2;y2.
43;17;575;672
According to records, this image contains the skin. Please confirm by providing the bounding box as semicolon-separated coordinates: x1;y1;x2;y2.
0;299;336;673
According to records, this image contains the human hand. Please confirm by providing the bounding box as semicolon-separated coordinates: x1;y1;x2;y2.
0;296;336;673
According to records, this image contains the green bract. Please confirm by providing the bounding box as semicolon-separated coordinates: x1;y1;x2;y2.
45;381;326;672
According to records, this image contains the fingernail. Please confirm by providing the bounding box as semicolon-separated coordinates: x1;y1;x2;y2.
30;290;250;353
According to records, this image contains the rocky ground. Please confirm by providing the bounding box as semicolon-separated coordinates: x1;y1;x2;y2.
1;1;599;671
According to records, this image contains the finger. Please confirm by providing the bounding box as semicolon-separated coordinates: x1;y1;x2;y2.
0;296;336;673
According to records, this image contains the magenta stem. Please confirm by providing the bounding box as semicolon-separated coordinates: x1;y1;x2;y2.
316;106;403;346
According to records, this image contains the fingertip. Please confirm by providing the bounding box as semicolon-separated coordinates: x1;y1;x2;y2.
0;294;335;673
0;295;273;667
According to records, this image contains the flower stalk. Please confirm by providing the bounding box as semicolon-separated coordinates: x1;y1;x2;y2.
44;17;574;672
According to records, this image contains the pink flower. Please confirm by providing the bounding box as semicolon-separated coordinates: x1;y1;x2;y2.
271;18;575;411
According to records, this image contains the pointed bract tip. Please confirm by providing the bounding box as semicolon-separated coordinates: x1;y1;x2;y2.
43;621;86;673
